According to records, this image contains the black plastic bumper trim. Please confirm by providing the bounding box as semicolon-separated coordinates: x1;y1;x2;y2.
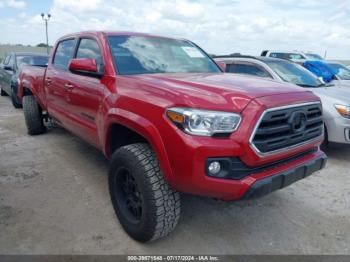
241;154;327;199
206;148;317;180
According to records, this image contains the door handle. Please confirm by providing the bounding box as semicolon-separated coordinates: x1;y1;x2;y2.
64;83;74;90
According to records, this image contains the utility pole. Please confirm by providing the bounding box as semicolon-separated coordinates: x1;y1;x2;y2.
41;13;51;54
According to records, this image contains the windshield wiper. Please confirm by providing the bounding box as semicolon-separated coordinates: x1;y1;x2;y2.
296;84;320;88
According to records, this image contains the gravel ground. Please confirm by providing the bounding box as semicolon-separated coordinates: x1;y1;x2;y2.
0;95;349;255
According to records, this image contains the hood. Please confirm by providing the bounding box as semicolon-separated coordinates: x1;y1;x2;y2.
126;73;309;112
310;86;350;104
332;80;350;88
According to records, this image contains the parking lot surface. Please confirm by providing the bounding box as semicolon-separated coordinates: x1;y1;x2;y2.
0;95;349;254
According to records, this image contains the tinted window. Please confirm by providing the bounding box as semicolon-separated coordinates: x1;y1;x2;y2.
108;35;220;75
228;63;271;78
53;39;76;70
76;38;103;68
16;55;48;68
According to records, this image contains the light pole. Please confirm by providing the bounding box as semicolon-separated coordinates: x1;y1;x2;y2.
41;13;51;54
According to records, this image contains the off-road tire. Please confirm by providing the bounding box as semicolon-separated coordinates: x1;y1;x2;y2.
109;143;181;242
23;95;45;135
0;88;8;96
11;86;22;108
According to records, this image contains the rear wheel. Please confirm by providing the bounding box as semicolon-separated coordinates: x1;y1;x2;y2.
11;86;22;108
23;95;46;135
109;143;181;242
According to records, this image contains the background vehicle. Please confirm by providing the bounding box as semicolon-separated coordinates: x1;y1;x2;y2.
261;50;323;63
0;52;48;108
303;60;350;88
215;56;350;146
305;53;324;60
18;31;326;242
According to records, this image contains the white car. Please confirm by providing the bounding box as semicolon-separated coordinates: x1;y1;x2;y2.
215;56;350;145
261;50;323;63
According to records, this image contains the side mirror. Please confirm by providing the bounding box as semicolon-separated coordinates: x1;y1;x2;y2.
68;58;102;77
216;61;226;72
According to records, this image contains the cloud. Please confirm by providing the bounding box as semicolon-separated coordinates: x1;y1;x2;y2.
53;0;101;12
0;0;26;9
0;0;349;59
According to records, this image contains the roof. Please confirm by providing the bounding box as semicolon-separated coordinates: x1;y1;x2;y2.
58;30;182;41
214;55;291;63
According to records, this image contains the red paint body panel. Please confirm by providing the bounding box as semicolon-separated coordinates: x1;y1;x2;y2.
18;31;325;200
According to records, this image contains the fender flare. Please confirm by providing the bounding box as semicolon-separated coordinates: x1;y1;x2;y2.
19;79;46;109
103;108;174;184
18;78;33;98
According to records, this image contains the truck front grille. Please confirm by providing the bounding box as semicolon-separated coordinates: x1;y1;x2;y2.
251;102;323;154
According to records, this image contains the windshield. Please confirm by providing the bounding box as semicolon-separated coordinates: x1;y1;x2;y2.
306;54;323;60
327;63;350;80
266;60;323;87
108;35;220;75
16;55;48;68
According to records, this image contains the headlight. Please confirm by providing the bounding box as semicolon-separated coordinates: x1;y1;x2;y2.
166;107;241;136
334;104;350;118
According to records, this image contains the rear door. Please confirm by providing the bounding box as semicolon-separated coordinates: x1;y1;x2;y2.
45;38;77;123
64;37;105;148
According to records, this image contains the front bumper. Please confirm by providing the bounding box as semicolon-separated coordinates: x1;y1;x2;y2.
325;115;350;144
241;153;327;199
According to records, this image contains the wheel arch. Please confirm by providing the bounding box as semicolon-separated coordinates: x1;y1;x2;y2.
104;108;174;184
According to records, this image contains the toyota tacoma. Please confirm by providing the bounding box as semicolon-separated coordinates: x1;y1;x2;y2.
18;31;327;242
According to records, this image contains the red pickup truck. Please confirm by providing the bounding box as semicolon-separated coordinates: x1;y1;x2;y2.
18;31;326;242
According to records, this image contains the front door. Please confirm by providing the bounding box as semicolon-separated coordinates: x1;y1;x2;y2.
64;37;105;148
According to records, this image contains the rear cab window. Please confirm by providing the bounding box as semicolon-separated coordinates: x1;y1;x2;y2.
53;39;76;70
228;63;271;78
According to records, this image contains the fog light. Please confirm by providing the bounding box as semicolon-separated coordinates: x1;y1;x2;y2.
208;161;221;175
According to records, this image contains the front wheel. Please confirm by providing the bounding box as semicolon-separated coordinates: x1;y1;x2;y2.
109;143;181;242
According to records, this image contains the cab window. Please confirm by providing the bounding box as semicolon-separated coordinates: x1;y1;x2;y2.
53;39;76;70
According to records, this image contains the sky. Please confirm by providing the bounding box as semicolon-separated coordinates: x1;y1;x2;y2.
0;0;349;59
